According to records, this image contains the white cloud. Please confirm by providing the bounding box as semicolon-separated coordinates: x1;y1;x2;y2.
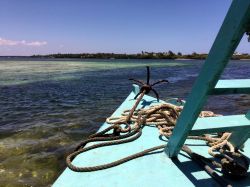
0;37;47;46
26;41;47;46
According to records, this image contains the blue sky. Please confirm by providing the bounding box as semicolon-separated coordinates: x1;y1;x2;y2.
0;0;249;56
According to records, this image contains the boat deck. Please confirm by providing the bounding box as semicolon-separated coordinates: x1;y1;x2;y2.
53;88;250;187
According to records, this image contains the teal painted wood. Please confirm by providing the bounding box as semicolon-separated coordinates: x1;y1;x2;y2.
166;0;250;157
132;84;140;95
53;88;250;187
212;79;250;95
189;115;250;135
229;128;250;149
229;111;250;148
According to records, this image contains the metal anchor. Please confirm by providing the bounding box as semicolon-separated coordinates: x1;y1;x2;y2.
129;66;169;100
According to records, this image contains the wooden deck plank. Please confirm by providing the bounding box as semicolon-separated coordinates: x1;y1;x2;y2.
190;115;250;135
212;79;250;95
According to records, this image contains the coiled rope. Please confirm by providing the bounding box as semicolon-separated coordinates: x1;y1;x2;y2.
107;103;234;157
66;99;236;172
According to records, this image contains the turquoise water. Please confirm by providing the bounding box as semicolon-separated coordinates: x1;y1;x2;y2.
0;59;186;86
0;58;249;186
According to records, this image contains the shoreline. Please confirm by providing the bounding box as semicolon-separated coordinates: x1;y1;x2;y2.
1;56;250;61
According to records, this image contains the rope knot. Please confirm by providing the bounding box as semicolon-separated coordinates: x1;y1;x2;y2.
113;125;122;136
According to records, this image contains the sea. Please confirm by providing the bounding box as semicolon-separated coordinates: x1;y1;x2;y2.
0;58;249;186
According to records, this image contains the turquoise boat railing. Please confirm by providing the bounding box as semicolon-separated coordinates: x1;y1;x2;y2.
166;0;250;157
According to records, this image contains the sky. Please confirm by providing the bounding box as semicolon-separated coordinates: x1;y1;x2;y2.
0;0;249;56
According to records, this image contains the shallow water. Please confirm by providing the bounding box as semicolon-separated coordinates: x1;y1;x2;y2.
0;58;249;186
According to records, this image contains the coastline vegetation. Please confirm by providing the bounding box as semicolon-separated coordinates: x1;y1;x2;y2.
31;51;250;60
